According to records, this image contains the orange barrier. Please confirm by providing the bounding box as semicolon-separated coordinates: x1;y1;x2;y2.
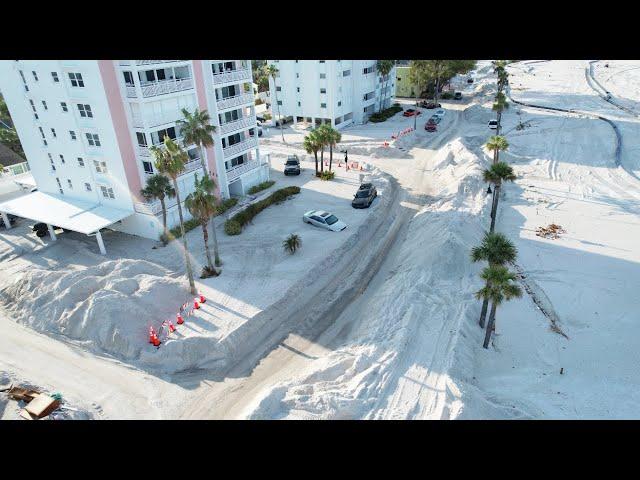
176;313;184;325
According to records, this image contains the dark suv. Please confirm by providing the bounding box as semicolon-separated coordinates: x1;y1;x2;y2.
352;183;377;209
284;155;301;175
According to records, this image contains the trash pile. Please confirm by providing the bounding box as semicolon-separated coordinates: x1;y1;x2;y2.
1;383;78;420
536;223;566;239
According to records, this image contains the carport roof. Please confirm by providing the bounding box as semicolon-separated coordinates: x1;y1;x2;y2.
0;191;133;235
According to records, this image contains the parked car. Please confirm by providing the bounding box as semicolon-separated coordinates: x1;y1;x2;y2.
403;108;422;117
434;108;446;118
467;78;474;84
352;183;377;209
284;155;301;175
303;210;347;231
454;92;462;100
429;115;442;124
425;123;437;132
488;119;498;130
419;101;441;109
249;125;263;137
256;115;266;123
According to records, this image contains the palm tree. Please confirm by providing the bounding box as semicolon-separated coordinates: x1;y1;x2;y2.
376;60;395;112
315;125;330;174
475;265;522;349
266;64;285;143
140;174;175;245
176;108;216;179
483;162;517;233
303;131;321;176
408;61;429;131
185;174;220;277
471;232;518;328
151;137;197;295
493;92;509;135
318;124;341;172
486;135;509;165
282;233;301;254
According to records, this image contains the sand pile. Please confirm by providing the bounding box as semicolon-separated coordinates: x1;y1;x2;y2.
0;259;188;360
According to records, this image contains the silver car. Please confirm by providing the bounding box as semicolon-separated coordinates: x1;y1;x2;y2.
303;210;347;231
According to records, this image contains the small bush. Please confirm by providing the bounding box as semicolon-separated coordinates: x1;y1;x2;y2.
282;233;301;254
255;98;264;105
170;197;239;239
224;186;301;235
248;180;275;195
219;197;238;214
264;113;272;120
368;105;403;123
440;91;454;100
320;170;335;181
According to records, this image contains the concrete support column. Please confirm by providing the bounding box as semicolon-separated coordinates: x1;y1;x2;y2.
95;231;106;255
47;224;57;241
1;212;11;230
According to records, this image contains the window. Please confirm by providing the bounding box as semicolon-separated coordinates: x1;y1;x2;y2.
51;128;57;138
320;103;327;108
68;72;84;87
320;73;326;79
224;154;246;170
86;133;101;147
338;101;342;106
143;161;154;174
296;73;299;78
320;88;326;94
77;104;93;118
343;70;351;77
77;157;85;167
61;102;68;112
38;127;45;139
85;183;92;191
42;100;48;110
19;70;27;84
136;132;148;146
59;154;65;163
56;178;64;195
319;60;325;63
51;72;59;83
276;86;281;92
297;101;301;107
70;130;77;140
67;179;73;189
94;160;107;173
277;100;282;106
296;87;300;93
363;66;376;75
32;71;38;81
100;185;115;199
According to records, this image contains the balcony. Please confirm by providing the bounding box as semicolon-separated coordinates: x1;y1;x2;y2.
216;93;254;111
223;136;258;158
135;60;184;66
136;137;194;158
131;110;181;129
226;159;260;182
219;116;255;135
212;68;252;85
129;78;193;99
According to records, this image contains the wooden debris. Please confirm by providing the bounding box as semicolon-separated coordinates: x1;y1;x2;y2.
536;223;566;239
25;394;61;419
6;386;40;402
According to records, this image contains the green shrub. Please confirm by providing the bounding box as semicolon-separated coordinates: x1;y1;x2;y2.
170;197;239;239
224;220;242;235
368;105;403;123
264;113;272;120
255;98;264;105
440;91;454;100
248;180;275;195
224;186;301;235
219;197;238;214
320;170;335;181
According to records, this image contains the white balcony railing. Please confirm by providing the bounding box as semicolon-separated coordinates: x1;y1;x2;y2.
226;159;260;182
139;78;193;98
223;136;258;158
126;86;137;98
131;110;181;129
212;68;252;85
135;60;183;66
216;93;254;110
219;116;255;135
136;138;195;158
135;158;201;215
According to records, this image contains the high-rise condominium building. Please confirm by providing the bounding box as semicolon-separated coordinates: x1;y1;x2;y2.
267;60;396;129
0;60;268;242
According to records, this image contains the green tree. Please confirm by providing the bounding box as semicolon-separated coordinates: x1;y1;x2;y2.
140;174;176;245
493;91;509;134
486;135;509;165
282;233;301;254
318;124;341;172
266;64;285;143
0;128;24;158
176;108;216;180
376;60;395;112
151;137;197;295
303;131;322;176
471;232;518;328
185;174;221;276
475;265;522;349
483;162;516;233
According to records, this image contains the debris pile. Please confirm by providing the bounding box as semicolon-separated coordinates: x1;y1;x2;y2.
536;223;566;239
1;382;76;420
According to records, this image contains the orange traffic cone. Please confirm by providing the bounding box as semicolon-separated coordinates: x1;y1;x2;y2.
149;326;156;344
168;320;176;333
152;334;161;347
199;294;206;304
194;300;200;310
176;313;184;325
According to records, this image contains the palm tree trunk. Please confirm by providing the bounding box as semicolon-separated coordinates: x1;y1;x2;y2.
210;214;221;267
272;77;285;143
173;178;196;295
414;90;419;131
329;143;333;172
434;77;440;105
479;284;490;328
201;221;214;271
314;151;318;175
483;302;498;349
199;144;208;179
320;147;324;173
489;184;501;233
493;148;498;165
160;197;168;245
497;111;502;135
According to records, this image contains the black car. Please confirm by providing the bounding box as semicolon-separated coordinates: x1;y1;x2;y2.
454;92;462;100
419;101;441;109
352;183;377;209
284;155;301;175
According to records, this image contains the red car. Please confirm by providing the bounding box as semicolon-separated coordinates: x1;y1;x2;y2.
425;123;437;132
403;108;422;117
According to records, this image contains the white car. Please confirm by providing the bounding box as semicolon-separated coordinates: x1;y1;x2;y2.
434;108;446;118
303;210;347;232
488;119;498;129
